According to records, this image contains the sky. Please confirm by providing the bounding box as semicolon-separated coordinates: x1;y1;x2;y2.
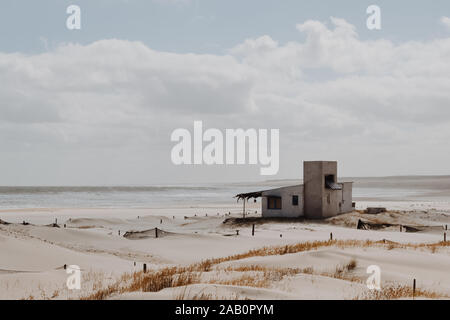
1;0;450;185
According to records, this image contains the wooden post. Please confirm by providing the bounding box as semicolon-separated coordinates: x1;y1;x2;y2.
445;225;448;231
243;199;246;219
444;232;447;242
280;234;282;238
160;219;162;224
236;230;239;236
63;264;67;270
155;227;158;238
143;263;147;273
252;224;255;236
399;225;402;232
330;232;333;241
413;279;416;299
64;224;66;228
118;230;120;236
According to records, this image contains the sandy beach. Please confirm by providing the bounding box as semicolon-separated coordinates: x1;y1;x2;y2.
1;183;449;300
3;0;450;305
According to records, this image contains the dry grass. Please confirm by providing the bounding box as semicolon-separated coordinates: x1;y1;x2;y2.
346;259;358;271
209;274;270;288
81;264;312;299
209;265;302;288
51;289;59;299
355;284;449;300
175;287;243;300
209;260;362;289
194;239;449;268
81;239;449;300
82;283;122;300
330;259;361;282
81;267;201;300
127;268;200;292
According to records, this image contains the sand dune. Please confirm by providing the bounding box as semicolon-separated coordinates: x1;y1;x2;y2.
1;202;449;299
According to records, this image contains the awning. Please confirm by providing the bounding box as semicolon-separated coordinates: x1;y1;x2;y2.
325;180;342;190
235;191;263;201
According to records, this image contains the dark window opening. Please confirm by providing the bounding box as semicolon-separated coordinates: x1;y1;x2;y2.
267;196;282;210
292;195;299;206
325;175;335;185
325;174;342;190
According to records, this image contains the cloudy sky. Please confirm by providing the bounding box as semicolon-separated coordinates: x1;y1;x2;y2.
1;0;450;185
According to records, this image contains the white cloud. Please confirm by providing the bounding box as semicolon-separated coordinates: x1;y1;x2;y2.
1;18;450;183
441;16;450;29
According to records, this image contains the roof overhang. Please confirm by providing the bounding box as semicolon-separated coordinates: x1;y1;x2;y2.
234;191;264;201
235;184;303;201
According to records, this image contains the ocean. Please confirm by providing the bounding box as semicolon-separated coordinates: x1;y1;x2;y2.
0;176;449;209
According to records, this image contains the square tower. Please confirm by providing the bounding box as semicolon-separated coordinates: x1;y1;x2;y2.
303;161;341;219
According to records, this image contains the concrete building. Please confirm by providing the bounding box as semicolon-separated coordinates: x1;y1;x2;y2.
236;161;353;219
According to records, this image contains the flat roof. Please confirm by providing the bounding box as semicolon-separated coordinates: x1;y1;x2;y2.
235;184;303;200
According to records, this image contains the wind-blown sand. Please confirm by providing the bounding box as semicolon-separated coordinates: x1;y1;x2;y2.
1;201;449;300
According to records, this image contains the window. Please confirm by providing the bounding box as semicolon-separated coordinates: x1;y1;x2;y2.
267;196;282;210
292;195;299;206
325;174;342;190
325;175;335;188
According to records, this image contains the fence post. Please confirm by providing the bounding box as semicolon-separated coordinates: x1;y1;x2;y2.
413;279;416;299
330;232;333;241
155;227;158;238
143;263;147;273
444;232;447;242
236;230;239;236
252;224;255;236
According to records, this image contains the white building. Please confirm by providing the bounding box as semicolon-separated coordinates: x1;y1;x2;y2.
236;161;353;219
